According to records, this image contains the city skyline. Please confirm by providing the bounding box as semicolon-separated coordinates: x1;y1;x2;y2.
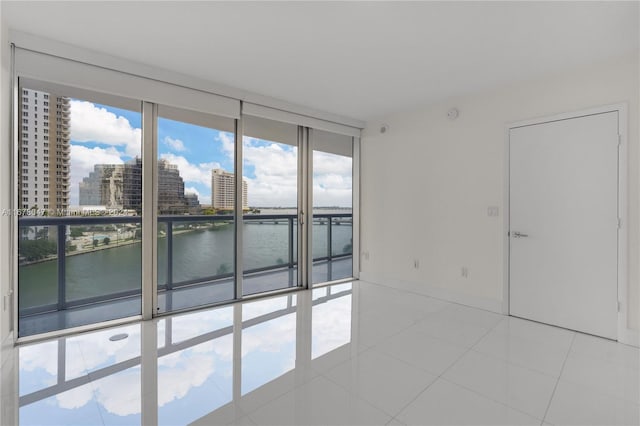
65;98;352;209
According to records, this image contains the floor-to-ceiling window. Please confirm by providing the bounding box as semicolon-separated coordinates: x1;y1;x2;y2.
155;106;236;313
241;116;301;295
17;81;143;337
311;130;354;284
13;50;360;340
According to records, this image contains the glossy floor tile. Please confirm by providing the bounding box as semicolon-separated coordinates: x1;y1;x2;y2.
4;280;640;425
395;378;540;425
442;349;557;419
324;348;437;417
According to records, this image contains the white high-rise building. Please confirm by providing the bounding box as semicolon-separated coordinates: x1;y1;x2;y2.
18;88;71;211
211;168;248;210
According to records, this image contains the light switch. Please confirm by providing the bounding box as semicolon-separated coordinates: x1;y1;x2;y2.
487;206;499;217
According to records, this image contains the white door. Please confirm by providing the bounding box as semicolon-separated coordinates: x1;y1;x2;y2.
509;111;619;339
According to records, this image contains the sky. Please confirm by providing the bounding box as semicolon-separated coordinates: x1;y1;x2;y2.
69;100;352;208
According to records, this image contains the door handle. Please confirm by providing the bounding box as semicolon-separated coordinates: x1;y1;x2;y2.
512;232;529;238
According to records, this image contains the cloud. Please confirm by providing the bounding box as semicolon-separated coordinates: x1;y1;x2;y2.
93;368;142;416
67;324;142;371
314;151;352;177
70;100;141;157
242;315;296;358
65;101;353;208
242;139;298;207
184;186;199;197
19;341;58;375
157;352;215;408
240;138;353;208
55;382;96;410
164;136;187;152
19;317;237;418
313;152;353;207
70;145;124;206
217;132;235;158
159;153;221;187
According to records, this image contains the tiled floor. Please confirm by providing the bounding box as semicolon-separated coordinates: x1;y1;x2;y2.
4;280;639;425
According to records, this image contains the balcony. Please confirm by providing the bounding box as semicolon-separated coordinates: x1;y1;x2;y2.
17;213;352;337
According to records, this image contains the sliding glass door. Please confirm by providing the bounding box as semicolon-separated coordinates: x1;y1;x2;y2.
241;116;301;295
156;106;236;314
311;130;354;284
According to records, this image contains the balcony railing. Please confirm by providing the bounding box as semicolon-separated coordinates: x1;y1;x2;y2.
18;213;352;318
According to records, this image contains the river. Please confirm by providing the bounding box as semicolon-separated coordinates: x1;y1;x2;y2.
19;220;352;310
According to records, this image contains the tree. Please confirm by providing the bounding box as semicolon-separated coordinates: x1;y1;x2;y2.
93;239;98;248
19;239;56;261
70;227;85;239
103;237;111;245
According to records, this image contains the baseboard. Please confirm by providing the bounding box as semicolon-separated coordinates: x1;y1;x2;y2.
359;272;503;314
359;272;640;347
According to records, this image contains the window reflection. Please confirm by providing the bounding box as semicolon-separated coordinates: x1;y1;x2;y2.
17;284;353;425
158;335;233;425
19;341;58;397
312;284;353;359
242;307;296;395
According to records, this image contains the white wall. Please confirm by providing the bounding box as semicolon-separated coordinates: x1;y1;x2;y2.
360;53;640;339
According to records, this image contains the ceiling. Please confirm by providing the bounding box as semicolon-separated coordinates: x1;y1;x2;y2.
3;1;638;122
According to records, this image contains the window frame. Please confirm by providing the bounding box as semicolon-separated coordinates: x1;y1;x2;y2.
11;49;361;342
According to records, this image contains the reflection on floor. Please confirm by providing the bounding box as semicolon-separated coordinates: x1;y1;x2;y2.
19;257;352;337
6;280;639;425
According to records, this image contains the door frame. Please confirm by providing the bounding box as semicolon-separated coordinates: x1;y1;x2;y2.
502;103;629;343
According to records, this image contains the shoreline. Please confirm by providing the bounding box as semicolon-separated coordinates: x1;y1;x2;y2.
18;223;233;266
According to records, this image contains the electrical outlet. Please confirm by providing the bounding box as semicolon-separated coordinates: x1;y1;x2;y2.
362;251;370;260
413;259;420;269
487;206;499;217
461;267;469;278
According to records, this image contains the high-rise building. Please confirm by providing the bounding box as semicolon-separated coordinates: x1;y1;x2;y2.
123;158;142;212
79;164;125;207
157;159;190;214
79;158;200;214
18;88;71;211
211;169;248;210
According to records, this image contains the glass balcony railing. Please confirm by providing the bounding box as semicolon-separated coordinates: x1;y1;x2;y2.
18;216;143;319
17;213;352;334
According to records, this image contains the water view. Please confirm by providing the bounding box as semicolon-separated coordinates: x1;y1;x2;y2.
19;218;352;312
